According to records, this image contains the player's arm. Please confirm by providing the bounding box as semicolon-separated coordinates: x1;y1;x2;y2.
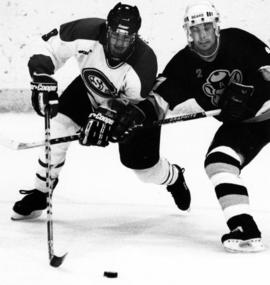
28;24;79;77
218;82;254;122
28;20;96;118
256;66;270;118
79;98;146;146
151;74;205;119
27;28;64;118
118;42;164;124
241;29;270;118
151;49;205;117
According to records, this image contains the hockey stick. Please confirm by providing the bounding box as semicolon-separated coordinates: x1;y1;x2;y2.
0;134;79;150
151;109;220;126
44;107;67;267
0;109;221;150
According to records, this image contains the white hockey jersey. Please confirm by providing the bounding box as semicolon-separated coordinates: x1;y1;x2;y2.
28;18;158;108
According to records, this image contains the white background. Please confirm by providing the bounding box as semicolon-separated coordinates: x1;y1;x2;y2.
1;1;270;284
1;0;270;88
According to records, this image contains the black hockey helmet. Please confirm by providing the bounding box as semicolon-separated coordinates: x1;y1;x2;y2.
107;2;141;35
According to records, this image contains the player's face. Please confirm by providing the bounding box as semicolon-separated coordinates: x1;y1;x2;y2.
190;23;217;53
107;29;136;60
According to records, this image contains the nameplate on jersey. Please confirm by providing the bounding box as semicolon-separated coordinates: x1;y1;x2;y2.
81;68;117;98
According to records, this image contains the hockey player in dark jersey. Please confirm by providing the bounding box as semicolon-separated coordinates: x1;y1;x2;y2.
152;1;270;252
11;3;191;220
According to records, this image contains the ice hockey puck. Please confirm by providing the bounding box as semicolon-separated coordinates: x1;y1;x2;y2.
103;271;118;278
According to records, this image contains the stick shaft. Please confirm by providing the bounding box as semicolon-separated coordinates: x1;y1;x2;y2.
0;109;220;150
154;109;221;126
44;108;55;260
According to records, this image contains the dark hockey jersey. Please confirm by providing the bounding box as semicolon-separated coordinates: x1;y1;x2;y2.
155;28;270;120
28;18;157;107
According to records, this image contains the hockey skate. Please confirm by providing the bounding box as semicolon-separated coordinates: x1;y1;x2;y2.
11;189;48;221
222;226;265;253
167;165;191;211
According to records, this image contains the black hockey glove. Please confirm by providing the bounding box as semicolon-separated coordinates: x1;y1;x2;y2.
219;82;254;122
79;107;117;147
107;98;146;142
31;74;58;118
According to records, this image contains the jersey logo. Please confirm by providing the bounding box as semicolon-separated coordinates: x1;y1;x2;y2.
81;68;117;98
202;69;242;106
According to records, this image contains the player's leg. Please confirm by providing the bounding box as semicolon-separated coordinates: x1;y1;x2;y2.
204;122;267;252
12;76;91;220
119;125;191;211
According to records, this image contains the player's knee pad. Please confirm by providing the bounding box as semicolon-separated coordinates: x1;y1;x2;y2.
133;157;170;185
204;146;243;178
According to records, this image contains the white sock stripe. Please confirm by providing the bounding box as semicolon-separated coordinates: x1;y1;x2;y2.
223;204;251;222
208;146;243;164
210;172;244;187
162;161;173;185
205;163;240;179
168;164;178;185
134;157;175;185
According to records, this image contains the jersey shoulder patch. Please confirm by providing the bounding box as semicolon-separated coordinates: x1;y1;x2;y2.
42;28;58;41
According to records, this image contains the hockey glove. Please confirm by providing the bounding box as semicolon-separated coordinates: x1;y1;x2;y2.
31;74;58;118
219;82;254;122
107;98;146;142
79;107;117;147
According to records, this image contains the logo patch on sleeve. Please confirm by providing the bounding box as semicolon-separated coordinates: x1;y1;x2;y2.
42;29;58;41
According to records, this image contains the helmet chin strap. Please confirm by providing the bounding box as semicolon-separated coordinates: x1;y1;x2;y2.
191;36;220;60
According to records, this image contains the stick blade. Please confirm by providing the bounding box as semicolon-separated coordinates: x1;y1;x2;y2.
50;252;68;268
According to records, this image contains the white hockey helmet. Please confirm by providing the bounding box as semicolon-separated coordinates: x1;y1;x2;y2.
183;1;220;44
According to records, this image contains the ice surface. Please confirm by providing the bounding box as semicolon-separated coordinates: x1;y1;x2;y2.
0;114;269;285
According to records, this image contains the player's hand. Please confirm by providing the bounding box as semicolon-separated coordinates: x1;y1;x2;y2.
219;82;254;122
79;107;116;147
107;98;145;142
31;74;58;118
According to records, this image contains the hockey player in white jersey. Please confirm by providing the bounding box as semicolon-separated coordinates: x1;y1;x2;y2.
12;3;191;220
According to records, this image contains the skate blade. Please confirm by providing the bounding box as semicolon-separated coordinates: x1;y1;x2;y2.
223;238;265;253
11;210;43;221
